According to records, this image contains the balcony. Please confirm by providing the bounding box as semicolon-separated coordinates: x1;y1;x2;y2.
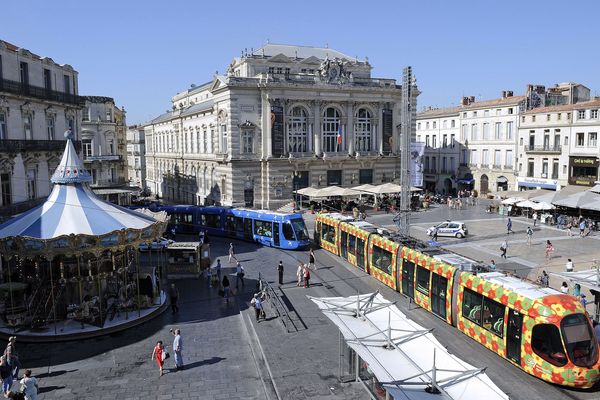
0;139;80;153
0;78;83;106
84;154;122;162
523;145;562;154
492;164;502;169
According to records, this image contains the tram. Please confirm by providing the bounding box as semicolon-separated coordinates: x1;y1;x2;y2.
315;212;600;388
141;205;310;250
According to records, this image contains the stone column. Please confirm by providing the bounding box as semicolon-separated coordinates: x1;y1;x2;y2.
313;101;321;156
377;104;384;153
261;90;272;159
346;102;354;156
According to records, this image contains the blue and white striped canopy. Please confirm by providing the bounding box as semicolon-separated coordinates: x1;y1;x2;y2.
0;134;159;240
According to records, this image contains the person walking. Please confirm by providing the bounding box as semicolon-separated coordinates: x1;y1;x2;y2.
4;337;20;379
296;263;304;287
489;260;497;271
206;265;213;288
222;275;231;304
169;283;179;314
151;341;165;377
277;261;284;285
19;369;38;400
573;283;582;297
506;218;513;234
215;259;222;281
228;243;236;263
309;248;316;270
560;281;569;294
303;265;311;288
545;240;555;261
235;262;245;289
432;226;439;242
539;270;550;287
532;212;538;227
579;220;586;237
565;258;574;272
0;356;12;396
500;240;508;259
251;293;265;322
526;226;533;246
171;328;184;370
566;221;573;236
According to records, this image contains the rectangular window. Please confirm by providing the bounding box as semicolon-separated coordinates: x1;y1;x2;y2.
546;114;551;121
417;122;421;130
20;62;29;86
483;123;490;140
496;109;501;116
484;110;489;117
527;160;534;177
461;124;467;141
471;149;478;164
83;140;92;158
46;116;55;140
63;74;71;94
242;130;253;153
589;132;597;147
327;170;342;186
0;112;7;140
402;260;415;298
592;110;599;119
557;113;562;120
578;110;586;119
371;244;393;275
552;159;559;179
43;68;51;90
494;122;502;139
462;288;483;325
221;124;228;153
505;150;513;168
416;266;430;295
442;120;447;129
1;173;11;206
426;122;430;129
442;134;447;147
23;114;33;140
200;214;221;229
320;222;335;244
532;115;536;122
433;121;437;129
26;169;36;200
451;119;455;128
359;169;373;184
482;149;489;166
432;136;437;148
506;122;513;140
508;107;513;114
576;132;585;146
425;135;430;147
471;124;477;140
483;297;505;337
494;150;501;166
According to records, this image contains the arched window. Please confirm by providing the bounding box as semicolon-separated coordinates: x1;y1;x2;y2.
322;107;341;153
355;108;372;152
288;107;308;153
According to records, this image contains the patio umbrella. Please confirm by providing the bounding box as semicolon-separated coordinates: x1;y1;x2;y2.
363;183;404;194
531;185;588;204
515;200;537;208
295;187;321;197
314;186;361;197
531;201;555;211
352;184;377;193
501;197;524;205
553;190;600;209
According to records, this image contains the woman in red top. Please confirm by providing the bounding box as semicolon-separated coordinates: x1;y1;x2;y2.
151;341;165;377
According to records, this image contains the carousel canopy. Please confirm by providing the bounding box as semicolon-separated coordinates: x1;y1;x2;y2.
0;131;165;245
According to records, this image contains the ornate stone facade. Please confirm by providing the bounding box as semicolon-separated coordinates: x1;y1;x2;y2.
144;44;417;209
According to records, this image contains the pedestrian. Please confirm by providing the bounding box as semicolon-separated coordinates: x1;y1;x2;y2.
222;275;231;303
171;328;184;370
532;212;538;227
4;337;19;379
580;220;586;237
539;270;549;287
199;229;205;244
303;265;311;288
19;369;38;400
169;283;179;314
309;248;316;270
228;242;236;263
526;226;533;246
500;239;508;259
206;265;212;288
560;281;569;294
432;226;438;241
170;227;176;239
251;293;265;322
0;356;12;396
489;260;497;271
277;261;284;285
565;258;574;272
566;221;573;236
580;293;588;310
296;263;303;286
236;262;245;289
151;340;166;377
215;259;222;281
545;240;554;261
506;218;513;234
573;283;581;297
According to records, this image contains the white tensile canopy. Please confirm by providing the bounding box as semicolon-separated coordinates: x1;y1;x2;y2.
501;197;524;205
515;199;538;208
312;185;362;198
531;201;555;211
309;293;509;400
553;190;600;210
363;183;404;194
551;268;600;293
530;185;588;204
352;184;377;193
294;187;321;197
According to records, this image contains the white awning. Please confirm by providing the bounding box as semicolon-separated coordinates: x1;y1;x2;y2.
364;183;404;194
551;268;600;293
515;199;537;208
501;197;523;205
294;187;321;197
313;185;361;197
309;293;509;400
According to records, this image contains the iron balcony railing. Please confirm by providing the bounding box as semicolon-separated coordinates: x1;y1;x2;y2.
84;154;122;162
0;139;81;153
523;145;562;154
0;78;83;106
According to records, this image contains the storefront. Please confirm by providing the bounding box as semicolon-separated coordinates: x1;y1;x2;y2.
424;174;436;192
569;156;599;186
517;177;559;190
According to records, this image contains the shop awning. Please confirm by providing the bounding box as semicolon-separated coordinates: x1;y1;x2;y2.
518;181;557;189
457;178;475;184
496;176;508;184
309;293;508;400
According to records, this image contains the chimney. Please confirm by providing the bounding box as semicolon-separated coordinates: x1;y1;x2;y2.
506;91;513;97
461;96;470;106
502;91;506;98
468;96;475;104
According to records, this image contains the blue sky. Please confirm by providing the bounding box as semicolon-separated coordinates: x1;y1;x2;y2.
3;0;599;124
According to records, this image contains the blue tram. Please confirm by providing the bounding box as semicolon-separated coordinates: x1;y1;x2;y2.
143;205;310;250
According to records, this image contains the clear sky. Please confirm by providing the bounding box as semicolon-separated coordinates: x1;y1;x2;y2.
3;0;599;124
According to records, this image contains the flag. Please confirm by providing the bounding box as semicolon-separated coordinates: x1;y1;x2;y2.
337;126;342;145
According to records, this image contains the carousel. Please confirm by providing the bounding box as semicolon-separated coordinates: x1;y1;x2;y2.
0;130;168;340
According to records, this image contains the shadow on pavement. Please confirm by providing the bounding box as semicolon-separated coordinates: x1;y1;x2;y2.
39;385;66;394
36;369;77;378
183;356;226;370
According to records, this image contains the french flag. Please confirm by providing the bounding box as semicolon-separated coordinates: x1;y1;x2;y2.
337;126;342;146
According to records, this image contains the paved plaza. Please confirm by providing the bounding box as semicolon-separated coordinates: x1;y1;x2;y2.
11;200;600;399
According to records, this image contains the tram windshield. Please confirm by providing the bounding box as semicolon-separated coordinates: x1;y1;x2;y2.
291;219;309;241
561;313;598;368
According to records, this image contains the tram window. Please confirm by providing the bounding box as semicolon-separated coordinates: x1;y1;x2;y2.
201;214;220;228
416;266;430;295
254;220;272;237
348;235;356;255
291;219;309;241
561;314;598;368
175;213;192;226
225;216;235;232
482;297;505;337
462;288;483;325
282;222;295;240
372;245;392;275
532;324;568;367
234;217;244;232
321;224;335;244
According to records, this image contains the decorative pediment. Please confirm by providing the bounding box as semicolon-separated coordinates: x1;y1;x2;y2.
269;53;292;63
300;56;321;65
210;75;228;92
239;120;257;129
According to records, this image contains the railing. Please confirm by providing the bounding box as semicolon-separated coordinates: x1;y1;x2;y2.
0;139;80;153
257;272;301;333
459;162;468;167
523;145;562;154
84;154;122;162
0;78;83;105
492;164;502;169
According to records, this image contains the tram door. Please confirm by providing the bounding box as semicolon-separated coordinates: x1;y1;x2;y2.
273;222;280;246
431;273;447;319
244;218;253;240
340;231;348;259
506;309;523;365
402;261;415;299
356;238;365;270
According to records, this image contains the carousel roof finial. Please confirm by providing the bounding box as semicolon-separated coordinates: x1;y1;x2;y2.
50;129;92;184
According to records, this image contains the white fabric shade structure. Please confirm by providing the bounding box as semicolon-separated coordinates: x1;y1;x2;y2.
553;190;600;210
500;197;523;205
515;199;537;208
352;184;377;193
530;185;588;204
363;183;404;194
309;293;508;400
531;201;555;211
294;186;321;197
313;185;362;197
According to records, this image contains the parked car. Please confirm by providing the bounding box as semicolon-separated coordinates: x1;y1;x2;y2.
139;237;173;251
426;221;468;238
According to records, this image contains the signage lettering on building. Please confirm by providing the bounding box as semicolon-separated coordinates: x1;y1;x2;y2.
571;157;599;166
271;105;284;157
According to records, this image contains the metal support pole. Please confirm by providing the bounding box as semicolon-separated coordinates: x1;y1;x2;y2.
49;258;57;335
135;248;141;317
